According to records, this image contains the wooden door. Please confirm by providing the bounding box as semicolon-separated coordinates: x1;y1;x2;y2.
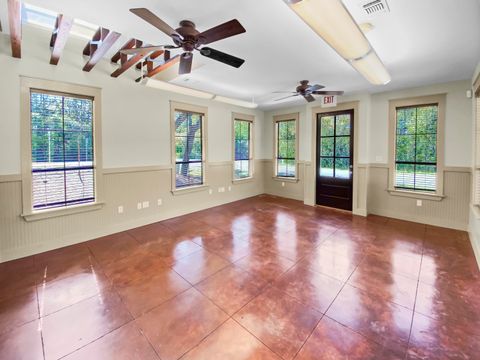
316;110;354;211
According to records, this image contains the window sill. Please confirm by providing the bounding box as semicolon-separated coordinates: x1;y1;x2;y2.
22;202;105;222
387;188;445;201
272;176;299;183
171;184;209;196
232;177;254;184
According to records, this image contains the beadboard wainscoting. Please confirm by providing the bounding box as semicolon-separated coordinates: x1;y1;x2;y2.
368;165;471;230
0;161;265;262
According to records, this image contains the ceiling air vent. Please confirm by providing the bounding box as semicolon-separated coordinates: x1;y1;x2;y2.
360;0;390;16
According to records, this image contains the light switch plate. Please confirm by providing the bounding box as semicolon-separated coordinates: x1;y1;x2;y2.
117;205;124;214
137;202;142;210
157;198;162;206
416;199;422;207
142;201;149;208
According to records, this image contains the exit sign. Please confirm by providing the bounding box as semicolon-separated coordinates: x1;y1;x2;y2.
321;95;337;108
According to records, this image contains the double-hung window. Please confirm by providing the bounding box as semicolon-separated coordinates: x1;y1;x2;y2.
233;114;254;180
274;113;298;178
389;95;445;197
171;102;207;190
21;78;103;220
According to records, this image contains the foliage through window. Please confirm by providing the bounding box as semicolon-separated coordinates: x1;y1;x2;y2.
395;104;438;192
31;91;95;209
276;120;296;177
175;110;203;188
234;119;252;179
319;113;352;179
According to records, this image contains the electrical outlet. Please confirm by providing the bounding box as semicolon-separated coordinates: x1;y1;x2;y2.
209;189;213;195
416;199;422;207
137;202;142;210
142;201;150;209
218;187;225;193
228;186;232;191
157;198;162;206
281;182;285;187
117;205;124;214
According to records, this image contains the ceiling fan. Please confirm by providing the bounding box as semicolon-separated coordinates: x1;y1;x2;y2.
122;8;246;75
275;80;344;103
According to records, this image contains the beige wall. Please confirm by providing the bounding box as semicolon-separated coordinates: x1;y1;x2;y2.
0;27;266;262
0;162;265;262
469;62;480;265
0;25;477;262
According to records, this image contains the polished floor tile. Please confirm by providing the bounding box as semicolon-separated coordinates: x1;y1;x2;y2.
0;288;38;335
42;289;132;360
0;320;43;360
234;287;323;360
115;267;191;317
1;195;478;360
407;312;480;359
273;265;343;313
196;265;267;315
234;247;296;283
136;287;228;360
297;246;361;282
182;319;281;360
348;262;418;310
172;249;230;284
62;321;159;360
326;284;412;356
296;316;402;360
37;267;111;316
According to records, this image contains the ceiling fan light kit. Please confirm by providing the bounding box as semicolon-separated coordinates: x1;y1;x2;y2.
283;0;391;85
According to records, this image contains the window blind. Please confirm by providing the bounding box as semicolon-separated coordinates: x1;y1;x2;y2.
276;120;296;177
31;91;95;209
394;104;437;192
174;110;203;188
234;119;251;179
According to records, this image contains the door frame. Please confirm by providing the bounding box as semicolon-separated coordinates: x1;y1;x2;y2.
311;101;362;214
315;109;354;210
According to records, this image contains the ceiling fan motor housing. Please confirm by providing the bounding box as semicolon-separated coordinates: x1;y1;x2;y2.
176;20;202;51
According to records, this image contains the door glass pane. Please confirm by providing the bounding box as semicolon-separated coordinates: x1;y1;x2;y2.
335;158;350;179
321;138;334;157
320;158;333;177
320;116;334;136
336;114;350;136
335;136;350;157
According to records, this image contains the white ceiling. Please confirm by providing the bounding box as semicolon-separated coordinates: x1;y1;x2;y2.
1;0;480;109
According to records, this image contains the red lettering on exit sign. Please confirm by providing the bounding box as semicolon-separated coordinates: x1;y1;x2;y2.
321;95;337;108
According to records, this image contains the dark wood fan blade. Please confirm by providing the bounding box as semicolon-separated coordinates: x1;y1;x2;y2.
197;19;246;45
308;84;325;92
179;53;193;74
275;94;299;101
121;46;166;55
304;94;316;102
312;91;345;95
130;8;179;37
199;47;244;68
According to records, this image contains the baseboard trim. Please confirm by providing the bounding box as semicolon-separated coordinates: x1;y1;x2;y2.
368;208;468;231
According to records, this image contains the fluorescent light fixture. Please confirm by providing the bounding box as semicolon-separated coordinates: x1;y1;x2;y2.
350;51;391;85
214;95;258;109
145;79;215;99
284;0;391;85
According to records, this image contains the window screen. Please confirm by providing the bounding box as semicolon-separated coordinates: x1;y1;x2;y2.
175;110;203;188
31;91;95;209
276;120;296;177
234;119;251;179
395;104;438;192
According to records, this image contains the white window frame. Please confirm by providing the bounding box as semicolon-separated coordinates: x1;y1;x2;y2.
232;112;254;183
170;101;208;194
388;94;446;201
20;77;104;221
273;113;299;182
